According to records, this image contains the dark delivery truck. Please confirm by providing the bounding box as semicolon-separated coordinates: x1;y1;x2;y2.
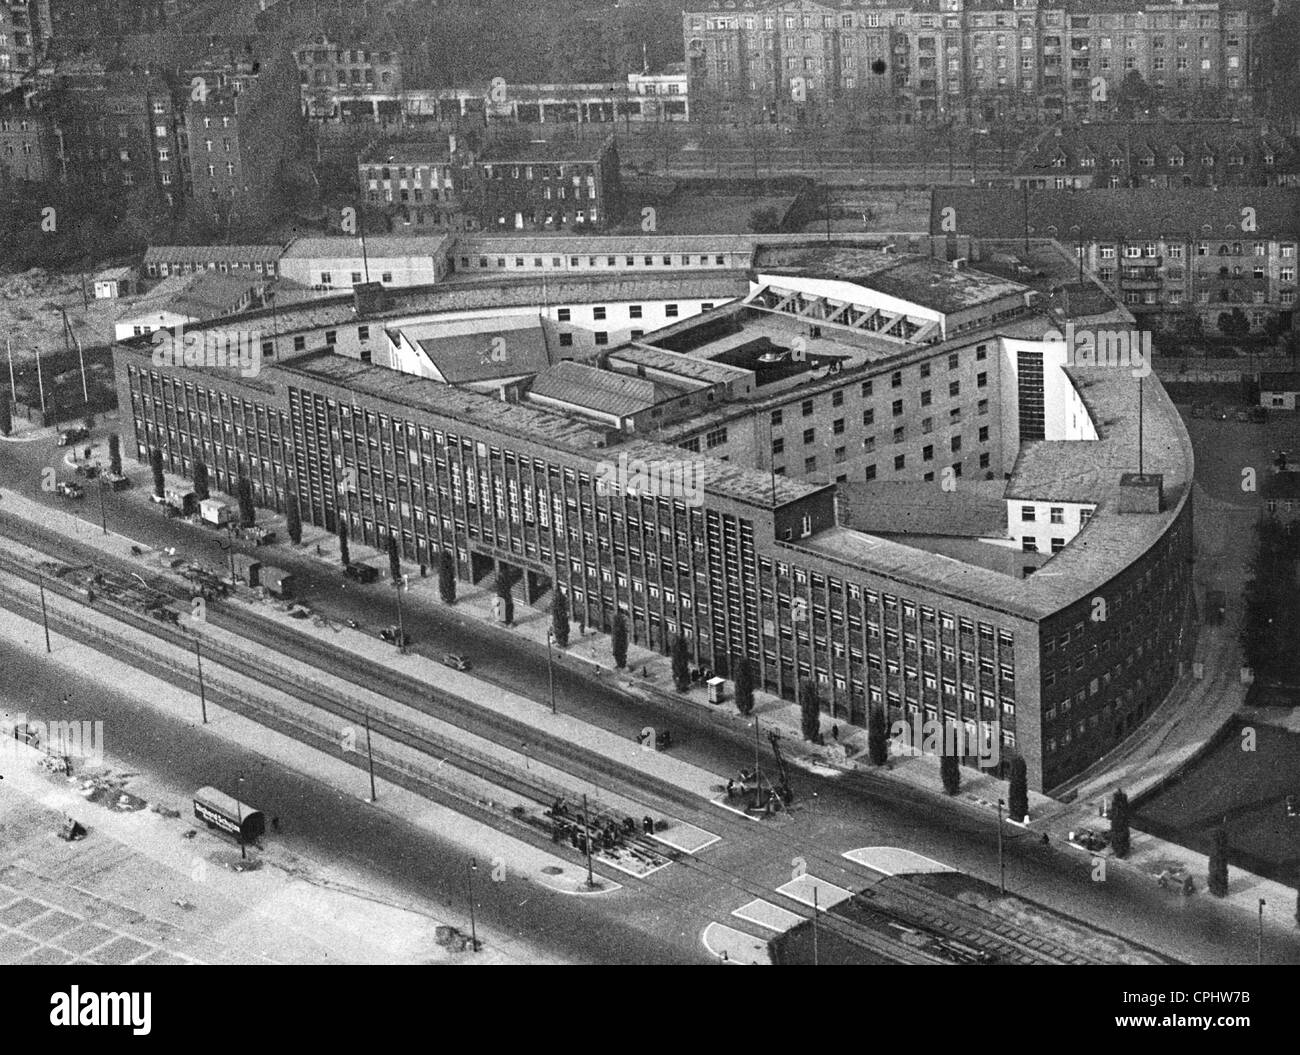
193;786;265;842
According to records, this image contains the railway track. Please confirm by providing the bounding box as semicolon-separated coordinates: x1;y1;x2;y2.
0;511;1146;964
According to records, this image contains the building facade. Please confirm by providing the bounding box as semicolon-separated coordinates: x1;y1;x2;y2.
184;47;303;230
684;0;1267;126
0;0;49;90
113;243;1195;794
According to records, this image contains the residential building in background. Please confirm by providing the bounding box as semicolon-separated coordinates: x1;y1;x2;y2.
294;33;402;121
0;85;54;184
0;0;50;90
358;139;471;232
1013;118;1300;189
184;46;303;230
472;134;624;232
931;186;1299;334
684;0;1268;126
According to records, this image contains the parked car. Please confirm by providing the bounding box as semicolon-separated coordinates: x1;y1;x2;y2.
344;563;379;584
56;427;89;447
441;653;472;671
378;626;410;646
56;481;84;500
238;525;276;546
1071;828;1109;852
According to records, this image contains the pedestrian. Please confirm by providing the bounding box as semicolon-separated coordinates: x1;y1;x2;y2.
831;724;839;742
315;543;321;556
271;815;280;833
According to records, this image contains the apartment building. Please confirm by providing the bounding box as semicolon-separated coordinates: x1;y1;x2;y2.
684;0;1267;126
932;186;1299;333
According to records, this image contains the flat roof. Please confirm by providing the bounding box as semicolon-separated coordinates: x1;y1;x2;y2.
752;249;1029;313
282;234;453;260
145;244;284;264
457;233;757;256
528;360;685;418
277;351;610;452
839;480;1009;539
607;344;752;386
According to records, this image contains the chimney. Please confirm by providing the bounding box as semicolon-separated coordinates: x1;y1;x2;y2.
1118;472;1163;514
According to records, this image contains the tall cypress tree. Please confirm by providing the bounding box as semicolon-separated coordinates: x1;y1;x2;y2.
285;492;302;545
108;433;122;476
941;752;961;796
1208;824;1230;897
387;534;401;582
337;519;350;566
799;679;821;741
867;704;888;766
611;612;628;669
1109;788;1132;858
438;550;456;603
551;589;570;648
192;461;210;502
1008;756;1029;822
150;448;164;497
670;633;690;692
0;391;11;437
734;656;754;716
236;475;255;527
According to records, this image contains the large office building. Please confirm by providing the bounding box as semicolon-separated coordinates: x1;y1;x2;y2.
114;237;1195;795
684;0;1269;125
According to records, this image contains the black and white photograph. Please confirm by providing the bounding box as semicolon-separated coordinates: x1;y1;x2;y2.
0;0;1298;1014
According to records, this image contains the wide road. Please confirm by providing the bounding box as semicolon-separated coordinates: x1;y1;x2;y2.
0;639;705;964
4;423;1298;965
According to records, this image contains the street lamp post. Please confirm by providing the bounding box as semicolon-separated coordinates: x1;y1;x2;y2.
546;629;557;714
466;857;481;952
37;569;51;653
812;885;820;966
394;574;407;654
98;478;107;536
1258;898;1266;964
236;775;246;861
365;709;377;802
582;793;595;889
997;797;1006;894
195;638;207;724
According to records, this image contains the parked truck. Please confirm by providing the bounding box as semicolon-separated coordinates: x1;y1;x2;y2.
261;566;294;599
193;786;265;843
200;498;232;527
164;488;197;516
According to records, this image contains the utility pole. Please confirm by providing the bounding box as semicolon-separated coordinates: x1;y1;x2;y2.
236;775;246;861
195;638;207;724
1258;898;1266;965
365;709;377;802
394;574;406;653
5;337;14;397
811;883;821;966
38;569;51;653
98;479;107;535
467;858;480;951
997;797;1006;895
34;345;46;417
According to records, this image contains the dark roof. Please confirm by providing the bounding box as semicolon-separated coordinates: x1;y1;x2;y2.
414;324;551;384
528;361;683;418
1015;120;1298;177
931;187;1300;241
1260;372;1300;391
839;480;1008;538
144;244;284;265
1262;471;1300;500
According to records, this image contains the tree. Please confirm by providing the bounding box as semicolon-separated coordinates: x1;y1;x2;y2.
551;589;570;648
611;612;628;669
236;475;255;528
671;633;690;692
285;493;302;545
337;519;350;566
1109;788;1131;858
799;679;821;741
495;570;514;625
149;448;164;497
734;656;754;716
1217;307;1251;340
438;550;456;603
387;534;401;582
0;392;11;437
940;751;961;796
748;205;782;233
868;705;889;766
192;460;209;501
1008;757;1029;822
107;433;121;476
1115;70;1154;119
1207;825;1229;897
